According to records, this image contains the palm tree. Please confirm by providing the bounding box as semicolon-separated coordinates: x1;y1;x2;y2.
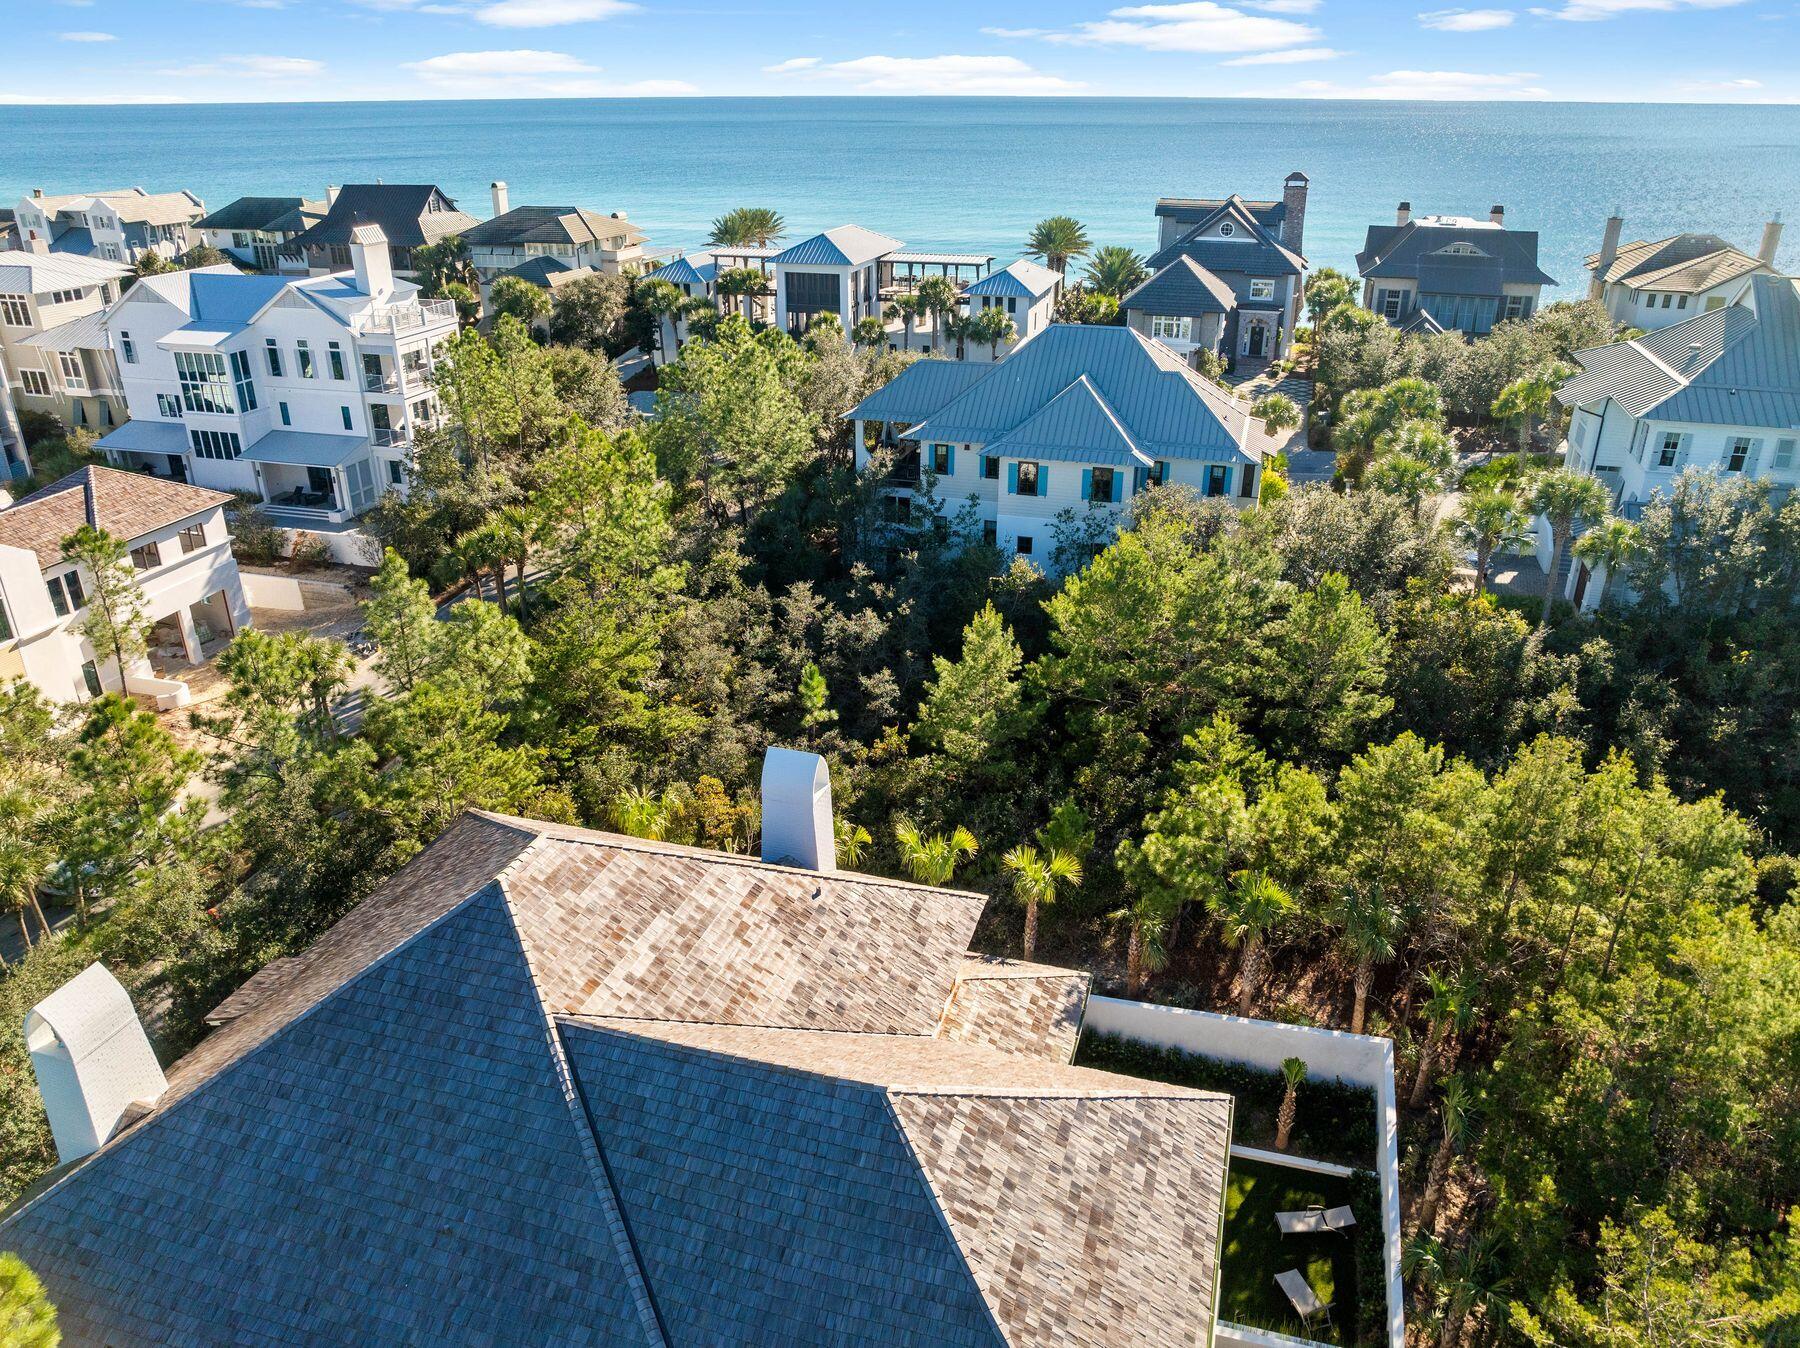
1453;488;1531;594
1571;516;1642;604
708;206;785;249
974;305;1016;359
638;278;687;358
715;267;767;322
1002;844;1082;961
1250;393;1300;439
914;276;958;352
608;786;684;841
1274;1056;1307;1150
1334;886;1398;1035
1114;892;1177;997
835;819;873;868
894;819;978;888
1214;869;1293;1018
1026;215;1093;275
1491;363;1572;464
852;315;887;348
1375;417;1454;472
1083;244;1148;298
457;521;510;611
1367;454;1442;515
883;297;919;351
492;503;548;622
1528;467;1613;632
1413;1075;1469;1235
1410;969;1476;1107
945;312;978;361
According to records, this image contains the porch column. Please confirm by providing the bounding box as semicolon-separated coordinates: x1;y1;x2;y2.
333;467;348;516
176;605;203;665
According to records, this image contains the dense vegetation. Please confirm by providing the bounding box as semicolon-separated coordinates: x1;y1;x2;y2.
2;261;1798;1343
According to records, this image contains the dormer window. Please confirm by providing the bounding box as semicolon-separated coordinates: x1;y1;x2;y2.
1438;242;1487;256
1219;222;1235;237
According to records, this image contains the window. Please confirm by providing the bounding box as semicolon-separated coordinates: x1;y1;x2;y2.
296;340;315;379
120;331;136;364
982;519;997;545
1249;279;1275;301
130;541;162;571
1016;534;1034;555
1503;295;1531;322
1205;465;1230;497
1151;315;1193;342
279;401;291;426
1657;432;1681;468
1377;289;1404;321
1662;294;1674;310
328;244;352;270
340;405;353;430
19;369;51;397
1006;297;1017;315
1012;461;1041;497
175;350;234;413
0;598;11;643
387;459;405;486
64;570;84;610
1087;467;1117;503
230;349;257;411
0;294;29;326
189;428;242;460
1726;437;1753;472
46;575;71;618
930;444;954;475
178;524;206;552
982;454;999;480
1775;438;1796;471
1239;464;1258;499
265;338;283;377
1218;222;1235;237
58;353;85;390
327;341;346;381
80;660;102;699
1705;296;1726;312
45;289;82;306
1676;295;1688;310
157;392;181;418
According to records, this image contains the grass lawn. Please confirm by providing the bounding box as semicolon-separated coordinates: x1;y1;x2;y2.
1219;1157;1360;1345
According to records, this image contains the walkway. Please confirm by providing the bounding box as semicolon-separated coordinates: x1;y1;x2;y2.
1225;359;1320;480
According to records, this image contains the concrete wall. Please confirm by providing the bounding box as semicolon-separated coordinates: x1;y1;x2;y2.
1082;996;1405;1348
241;571;307;610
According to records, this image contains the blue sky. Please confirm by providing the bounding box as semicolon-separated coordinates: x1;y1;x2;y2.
10;0;1800;104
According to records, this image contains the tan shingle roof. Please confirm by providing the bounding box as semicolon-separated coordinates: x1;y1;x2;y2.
937;956;1092;1062
0;466;231;567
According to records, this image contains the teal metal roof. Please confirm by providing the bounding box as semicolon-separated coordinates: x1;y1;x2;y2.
771;225;902;268
647;253;713;287
965;259;1060;300
847;357;989;425
982;375;1149;467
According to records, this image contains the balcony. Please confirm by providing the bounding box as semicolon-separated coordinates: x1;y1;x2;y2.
363;369;399;394
372;426;408;448
360;298;458;336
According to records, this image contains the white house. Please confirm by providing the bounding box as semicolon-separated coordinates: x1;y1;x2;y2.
850;324;1278;571
0;465;249;704
464;180;649;306
93;225;455;554
13;189;206;264
1584;214;1781;331
1556;272;1800;605
0;251;132;475
959;259;1061;362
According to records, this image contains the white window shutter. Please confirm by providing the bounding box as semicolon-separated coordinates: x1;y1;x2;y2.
1677;433;1692;467
1745;439;1764;475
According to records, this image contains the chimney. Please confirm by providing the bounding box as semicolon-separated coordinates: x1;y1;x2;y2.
491;180;509;217
1396;201;1412;227
31;188;43;199
759;747;836;871
326;184;341;207
611;210;628;221
1759;215;1783;267
1490;204;1506;225
26;964;168;1165
348;221;393;298
25;231;48;255
1280;171;1308;255
1590;211;1624;302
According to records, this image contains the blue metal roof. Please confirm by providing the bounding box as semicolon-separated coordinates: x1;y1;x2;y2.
770;225;902;268
891;324;1255;463
983;375;1149;467
965;259;1060;300
187;272;292;328
647;254;713;287
847;358;990;425
48;228;94;255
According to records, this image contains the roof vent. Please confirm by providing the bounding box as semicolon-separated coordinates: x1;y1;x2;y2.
26;963;168;1164
760;747;836;872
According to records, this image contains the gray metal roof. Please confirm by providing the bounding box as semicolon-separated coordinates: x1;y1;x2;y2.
771;225;903;268
240;430;370;468
1122;256;1236;318
847;357;990;425
1358;218;1557;288
0;249;128;293
96;421;188;456
889;323;1259;464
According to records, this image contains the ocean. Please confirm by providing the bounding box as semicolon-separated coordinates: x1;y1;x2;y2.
2;97;1797;292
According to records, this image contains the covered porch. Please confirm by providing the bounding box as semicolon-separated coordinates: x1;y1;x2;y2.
241;431;381;523
95;419;192;482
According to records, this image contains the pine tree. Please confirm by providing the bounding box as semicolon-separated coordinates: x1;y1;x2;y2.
365;548;443;694
60;524;149;683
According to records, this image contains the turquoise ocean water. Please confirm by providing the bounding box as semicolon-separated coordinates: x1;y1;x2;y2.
1;97;1796;293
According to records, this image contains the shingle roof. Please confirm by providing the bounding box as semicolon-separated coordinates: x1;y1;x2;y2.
964;258;1061;300
1;809;1234;1347
1156;195;1286;235
102;191;203;227
1147;197;1304;279
1357;217;1557;288
935;957;1091;1062
194;196;307;232
1557;276;1800;427
879;323;1264;464
1588;232;1767;292
772;224;903;268
463;205;645;249
0;466;230;566
279;184;478;253
1123;255;1238;318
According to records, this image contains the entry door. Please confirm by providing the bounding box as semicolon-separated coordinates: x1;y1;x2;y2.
1247;323;1267;358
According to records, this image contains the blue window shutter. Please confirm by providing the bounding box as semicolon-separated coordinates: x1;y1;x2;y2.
1007;462;1018;494
1133;465;1147;493
947;445;956;476
1081;469;1092;502
1039;465;1048;494
1112;471;1124;503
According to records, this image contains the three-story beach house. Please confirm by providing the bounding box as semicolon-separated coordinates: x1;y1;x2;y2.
464;180;649;305
12;188;206;264
850;324;1278;568
94;225;454;542
278;184;479;280
1357;203;1557;336
1584;213;1781;330
0;251;132;473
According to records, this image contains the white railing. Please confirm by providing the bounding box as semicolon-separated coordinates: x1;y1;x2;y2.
360;298;457;335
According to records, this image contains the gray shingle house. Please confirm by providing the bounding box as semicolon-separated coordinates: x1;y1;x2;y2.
193;194;326;272
1125;174;1309;367
278;183;479;279
2;769;1233;1346
1356;202;1557;337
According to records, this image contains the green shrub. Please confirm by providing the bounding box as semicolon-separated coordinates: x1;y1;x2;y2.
227;499;284;565
1347;1168;1386;1344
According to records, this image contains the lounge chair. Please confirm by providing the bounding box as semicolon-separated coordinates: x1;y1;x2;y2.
1275;1269;1331;1326
1276;1204;1356;1235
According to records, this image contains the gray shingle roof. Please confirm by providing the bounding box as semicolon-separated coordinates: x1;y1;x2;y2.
462;205;645;250
194;196;307;233
1358;218;1557;289
1123;255;1237;318
1588;233;1766;292
1146;197;1303;279
280;184;478;254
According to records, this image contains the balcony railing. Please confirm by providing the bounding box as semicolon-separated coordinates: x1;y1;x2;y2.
399;364;434;391
372;427;407;448
363;370;399;393
361;298;458;335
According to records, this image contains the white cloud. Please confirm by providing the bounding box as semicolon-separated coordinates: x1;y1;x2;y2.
1678;75;1764;93
469;0;636;25
1419;8;1517;29
1529;0;1744;20
1221;44;1344;61
1292;68;1549;97
1021;2;1323;54
402;48;693;95
1239;0;1321;10
58;30;117;41
158;54;324;78
766;53;1083;94
405;48;597;77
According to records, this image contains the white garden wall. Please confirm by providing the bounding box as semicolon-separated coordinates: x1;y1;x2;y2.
1083;996;1405;1348
241;571;307;611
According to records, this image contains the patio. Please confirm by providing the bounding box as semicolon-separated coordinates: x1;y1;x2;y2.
1220;1157;1361;1345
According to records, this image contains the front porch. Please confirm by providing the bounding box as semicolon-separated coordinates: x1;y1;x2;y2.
241;430;382;525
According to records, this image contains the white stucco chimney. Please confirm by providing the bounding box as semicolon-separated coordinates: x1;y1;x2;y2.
760;747;836;871
1490;204;1506;225
491;180;509;217
1591;212;1624;302
26;963;168;1165
348;221;393;298
326;184;340;207
1759;215;1784;266
1396;201;1412;227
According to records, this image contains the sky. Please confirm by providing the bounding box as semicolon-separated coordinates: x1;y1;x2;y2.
6;0;1799;105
